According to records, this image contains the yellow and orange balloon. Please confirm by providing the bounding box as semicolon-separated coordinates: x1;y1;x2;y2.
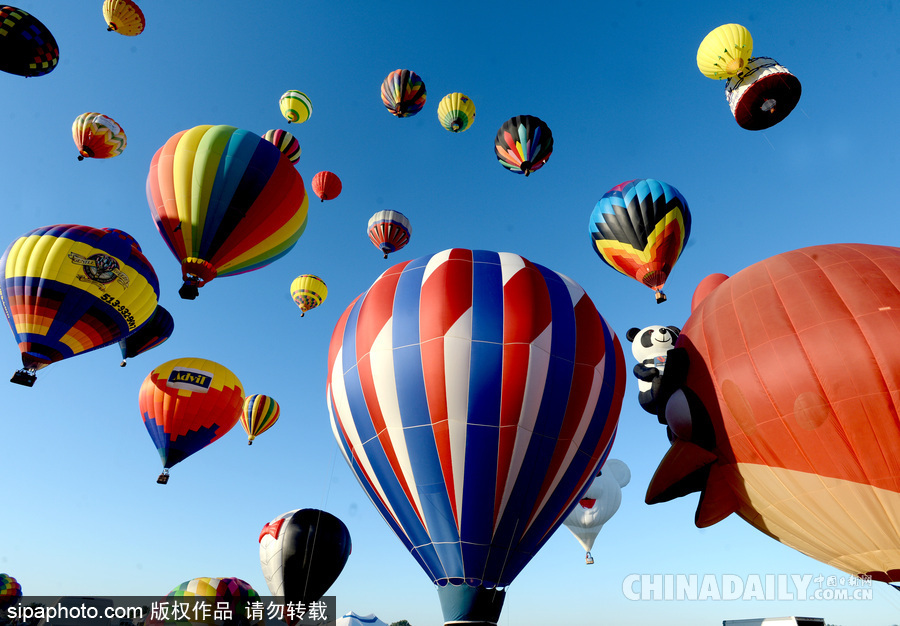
240;394;281;445
72;112;127;160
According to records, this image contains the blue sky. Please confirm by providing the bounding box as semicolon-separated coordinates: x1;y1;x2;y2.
2;1;900;624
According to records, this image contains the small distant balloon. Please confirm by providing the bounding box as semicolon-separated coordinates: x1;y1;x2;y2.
72;112;127;160
290;274;327;316
696;23;753;79
367;210;410;259
437;92;476;132
380;69;426;117
0;6;59;77
102;0;145;36
494;115;553;176
240;394;281;445
311;171;342;202
279;90;312;124
263;129;301;164
0;574;22;610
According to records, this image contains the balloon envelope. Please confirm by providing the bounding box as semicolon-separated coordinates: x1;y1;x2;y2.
494;115;553;176
0;6;58;77
151;577;262;626
259;509;352;605
697;23;753;79
290;274;327;316
437;93;476;133
380;69;426;117
139;357;244;481
102;0;145;36
0;225;160;382
146;125;309;299
0;573;21;609
279;90;312;124
367;210;410;259
312;171;342;202
648;243;900;584
263;129;301;164
72;112;127;160
327;248;625;624
118;304;174;365
240;393;280;444
588;178;691;303
725;57;802;131
562;459;630;555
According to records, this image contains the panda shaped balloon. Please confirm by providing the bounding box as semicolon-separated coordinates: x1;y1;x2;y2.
625;325;681;417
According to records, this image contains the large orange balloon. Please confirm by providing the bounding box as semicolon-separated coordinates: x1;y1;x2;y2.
647;243;900;584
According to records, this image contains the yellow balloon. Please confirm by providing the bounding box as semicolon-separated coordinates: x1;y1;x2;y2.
290;274;327;316
437;93;476;133
697;23;753;79
279;90;312;124
102;0;145;36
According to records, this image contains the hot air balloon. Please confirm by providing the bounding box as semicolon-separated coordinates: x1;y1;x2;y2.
327;248;626;625
139;357;244;483
0;5;58;77
263;129;301;164
494;115;553;176
696;23;753;79
0;574;21;610
380;69;426;117
102;0;145;36
437;93;476;133
366;210;410;259
72;112;127;160
279;90;312;124
150;577;263;626
311;171;342;202
562;459;630;564
588;178;691;303
290;274;327;316
646;243;900;586
118;304;174;366
724;57;802;130
0;225;160;386
240;394;280;444
146;125;309;300
259;509;352;607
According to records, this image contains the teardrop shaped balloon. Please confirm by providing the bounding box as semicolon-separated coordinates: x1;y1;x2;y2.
311;171;342;202
241;394;281;444
588;178;691;303
0;6;59;77
146;125;309;300
263;129;301;164
697;23;753;79
0;225;160;386
494;115;553;176
279;90;312;124
72;112;127;160
437;93;476;133
102;0;145;36
290;274;327;317
725;57;802;130
118;304;174;366
380;69;426;118
259;509;352;605
139;357;244;483
367;210;410;259
327;248;625;625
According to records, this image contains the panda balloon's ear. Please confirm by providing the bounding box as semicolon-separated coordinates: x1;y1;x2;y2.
626;327;640;342
668;326;682;335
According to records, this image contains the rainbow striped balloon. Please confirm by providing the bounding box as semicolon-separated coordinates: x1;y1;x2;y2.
240;394;281;444
381;69;426;117
72;112;127;160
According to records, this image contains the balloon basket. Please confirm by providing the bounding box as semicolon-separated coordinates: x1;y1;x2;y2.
438;584;505;626
10;369;36;387
655;291;667;304
157;470;170;485
179;283;199;300
585;552;594;565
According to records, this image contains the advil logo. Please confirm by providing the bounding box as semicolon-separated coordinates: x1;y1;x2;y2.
166;368;213;392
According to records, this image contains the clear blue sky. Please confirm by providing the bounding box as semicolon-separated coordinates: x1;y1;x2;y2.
2;1;900;625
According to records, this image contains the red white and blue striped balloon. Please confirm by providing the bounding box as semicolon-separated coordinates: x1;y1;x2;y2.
327;249;625;616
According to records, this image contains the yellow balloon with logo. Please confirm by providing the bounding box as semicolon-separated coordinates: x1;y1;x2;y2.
697;23;753;79
0;225;160;386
